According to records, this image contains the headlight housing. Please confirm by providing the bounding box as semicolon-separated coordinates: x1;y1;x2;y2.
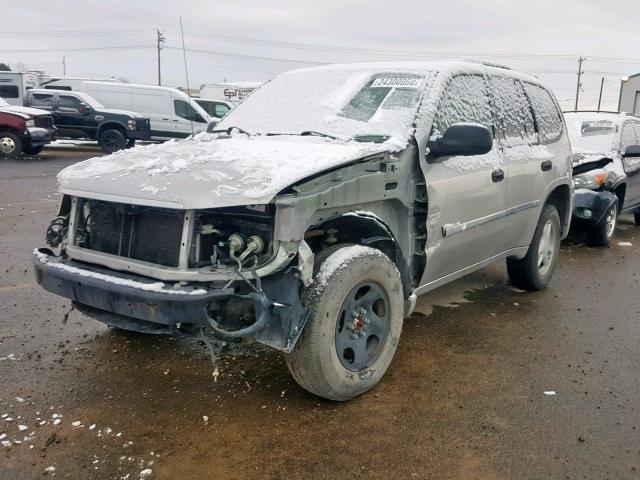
127;119;136;130
25;119;35;128
572;170;609;189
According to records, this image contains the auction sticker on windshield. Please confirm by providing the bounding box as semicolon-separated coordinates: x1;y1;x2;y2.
371;77;422;88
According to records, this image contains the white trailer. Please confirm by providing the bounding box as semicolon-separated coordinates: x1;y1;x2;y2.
199;81;261;105
0;72;39;106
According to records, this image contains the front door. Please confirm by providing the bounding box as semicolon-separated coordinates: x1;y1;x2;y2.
620;121;640;210
422;74;511;284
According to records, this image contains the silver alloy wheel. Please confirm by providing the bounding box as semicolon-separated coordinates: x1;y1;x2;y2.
605;207;617;239
537;220;557;276
0;136;16;155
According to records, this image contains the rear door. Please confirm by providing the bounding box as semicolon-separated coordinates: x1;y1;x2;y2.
422;74;511;283
620;121;640;210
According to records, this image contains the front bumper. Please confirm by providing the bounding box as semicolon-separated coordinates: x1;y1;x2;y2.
571;189;618;228
25;127;56;146
33;249;308;350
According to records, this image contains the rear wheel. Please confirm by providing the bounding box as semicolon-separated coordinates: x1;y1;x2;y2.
586;204;617;247
285;245;404;401
23;145;44;156
0;132;21;158
507;203;561;291
99;129;127;153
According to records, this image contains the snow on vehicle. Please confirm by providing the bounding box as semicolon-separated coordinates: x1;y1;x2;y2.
564;111;640;246
33;61;572;400
0;96;56;157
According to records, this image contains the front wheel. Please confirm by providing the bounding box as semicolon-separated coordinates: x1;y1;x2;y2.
285;245;404;401
507;203;561;291
0;132;22;158
586;204;617;247
99;129;127;153
23;145;44;156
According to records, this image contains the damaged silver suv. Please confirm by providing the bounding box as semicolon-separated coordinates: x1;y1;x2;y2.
34;61;572;401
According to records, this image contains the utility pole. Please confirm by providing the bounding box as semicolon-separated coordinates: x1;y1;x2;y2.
574;56;586;111
62;55;66;75
156;29;165;86
597;77;605;112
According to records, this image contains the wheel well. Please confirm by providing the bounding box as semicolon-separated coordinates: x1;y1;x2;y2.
614;183;626;211
98;123;127;138
545;185;571;235
0;127;19;136
304;214;412;298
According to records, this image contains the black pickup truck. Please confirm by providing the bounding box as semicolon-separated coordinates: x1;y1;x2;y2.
25;89;151;153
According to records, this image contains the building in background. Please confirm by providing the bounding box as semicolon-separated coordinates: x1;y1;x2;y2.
619;74;640;114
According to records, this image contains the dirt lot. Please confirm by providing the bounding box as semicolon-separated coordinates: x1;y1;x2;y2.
1;147;640;480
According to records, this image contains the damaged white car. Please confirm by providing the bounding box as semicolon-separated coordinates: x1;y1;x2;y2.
34;61;572;400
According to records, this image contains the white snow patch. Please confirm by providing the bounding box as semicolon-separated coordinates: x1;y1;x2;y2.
139;468;153;479
543;391;556;396
0;353;17;361
18;425;27;431
618;242;633;247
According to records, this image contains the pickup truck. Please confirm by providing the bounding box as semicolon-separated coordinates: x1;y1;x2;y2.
25;89;150;153
0;97;56;157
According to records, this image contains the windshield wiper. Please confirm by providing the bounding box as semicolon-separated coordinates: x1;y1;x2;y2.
299;130;340;140
208;125;253;136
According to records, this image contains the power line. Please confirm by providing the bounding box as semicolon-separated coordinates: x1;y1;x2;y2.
0;45;152;53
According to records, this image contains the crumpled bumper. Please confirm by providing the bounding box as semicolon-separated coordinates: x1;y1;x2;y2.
33;248;233;334
571;189;618;228
32;248;308;350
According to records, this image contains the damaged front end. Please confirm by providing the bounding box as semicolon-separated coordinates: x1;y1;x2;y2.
34;195;310;352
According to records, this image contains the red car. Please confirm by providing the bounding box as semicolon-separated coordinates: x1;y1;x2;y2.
0;97;56;157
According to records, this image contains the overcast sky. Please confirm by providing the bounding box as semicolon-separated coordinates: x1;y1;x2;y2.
3;0;640;110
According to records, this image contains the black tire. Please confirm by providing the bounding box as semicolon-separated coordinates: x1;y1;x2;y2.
0;132;22;158
586;204;617;247
634;209;640;227
99;129;127;153
507;203;561;291
126;138;136;149
285;245;404;401
23;145;44;156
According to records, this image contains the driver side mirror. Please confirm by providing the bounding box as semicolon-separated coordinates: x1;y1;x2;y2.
206;120;219;133
427;123;493;158
623;145;640;158
78;103;91;114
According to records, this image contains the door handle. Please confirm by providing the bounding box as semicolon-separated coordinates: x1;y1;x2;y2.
161;117;170;121
541;160;553;171
491;169;505;183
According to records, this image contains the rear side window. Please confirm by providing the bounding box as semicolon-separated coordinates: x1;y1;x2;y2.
524;83;564;144
488;76;535;145
0;85;19;98
30;93;55;109
432;74;493;137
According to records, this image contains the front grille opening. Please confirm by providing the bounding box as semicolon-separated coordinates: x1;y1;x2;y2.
76;199;184;267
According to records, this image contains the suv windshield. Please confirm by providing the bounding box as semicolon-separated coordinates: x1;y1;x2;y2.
565;114;618;154
218;68;433;140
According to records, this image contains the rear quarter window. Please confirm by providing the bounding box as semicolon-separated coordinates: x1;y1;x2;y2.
487;76;535;145
0;85;19;99
523;83;564;144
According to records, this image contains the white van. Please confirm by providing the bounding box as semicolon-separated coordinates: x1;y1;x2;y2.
0;72;39;106
80;82;213;140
